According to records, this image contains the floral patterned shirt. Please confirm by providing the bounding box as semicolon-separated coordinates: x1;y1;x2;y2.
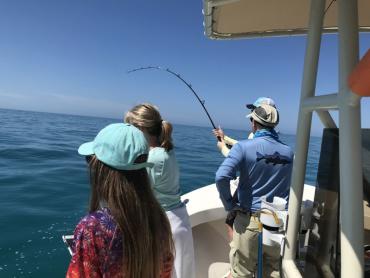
66;208;173;278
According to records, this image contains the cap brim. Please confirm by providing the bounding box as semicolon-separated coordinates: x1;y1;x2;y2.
78;142;95;156
246;104;255;109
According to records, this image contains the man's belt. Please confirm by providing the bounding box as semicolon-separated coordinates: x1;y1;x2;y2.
234;208;259;217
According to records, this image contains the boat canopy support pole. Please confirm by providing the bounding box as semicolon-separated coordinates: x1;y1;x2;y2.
316;111;337;128
302;94;338;128
302;93;338;111
282;0;325;276
338;0;364;277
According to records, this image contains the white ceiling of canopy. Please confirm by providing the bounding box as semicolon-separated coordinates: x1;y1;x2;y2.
203;0;370;39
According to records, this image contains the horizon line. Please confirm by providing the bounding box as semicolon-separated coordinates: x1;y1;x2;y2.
0;106;313;137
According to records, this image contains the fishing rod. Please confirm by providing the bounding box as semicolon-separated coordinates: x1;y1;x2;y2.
127;66;218;130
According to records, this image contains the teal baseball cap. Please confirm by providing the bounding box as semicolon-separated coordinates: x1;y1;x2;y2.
246;97;276;110
78;123;153;170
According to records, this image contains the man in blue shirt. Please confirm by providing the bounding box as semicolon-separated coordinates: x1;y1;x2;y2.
215;104;293;278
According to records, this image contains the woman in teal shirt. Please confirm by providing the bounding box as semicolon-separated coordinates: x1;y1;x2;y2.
125;103;195;278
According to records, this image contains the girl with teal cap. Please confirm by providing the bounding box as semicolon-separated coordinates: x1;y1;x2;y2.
67;123;174;278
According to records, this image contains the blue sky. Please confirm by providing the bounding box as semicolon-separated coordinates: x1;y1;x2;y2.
0;1;369;136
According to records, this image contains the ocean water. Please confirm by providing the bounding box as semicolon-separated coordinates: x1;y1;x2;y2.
0;108;321;277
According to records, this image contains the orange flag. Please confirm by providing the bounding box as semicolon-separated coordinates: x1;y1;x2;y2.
349;49;370;97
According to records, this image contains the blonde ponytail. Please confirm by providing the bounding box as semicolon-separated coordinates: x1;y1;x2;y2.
159;121;173;151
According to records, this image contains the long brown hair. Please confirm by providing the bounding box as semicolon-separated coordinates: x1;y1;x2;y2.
124;103;174;151
88;155;174;278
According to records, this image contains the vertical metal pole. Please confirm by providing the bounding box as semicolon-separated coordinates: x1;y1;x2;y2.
283;0;325;263
337;0;363;277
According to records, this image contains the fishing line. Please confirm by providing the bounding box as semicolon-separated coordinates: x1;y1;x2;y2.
324;0;335;15
127;66;218;130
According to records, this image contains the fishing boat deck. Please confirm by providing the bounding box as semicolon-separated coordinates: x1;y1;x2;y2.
183;183;316;277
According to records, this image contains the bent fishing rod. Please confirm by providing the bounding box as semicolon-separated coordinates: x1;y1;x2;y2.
127;66;218;131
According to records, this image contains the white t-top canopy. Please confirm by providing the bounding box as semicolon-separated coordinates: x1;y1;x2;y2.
203;0;370;39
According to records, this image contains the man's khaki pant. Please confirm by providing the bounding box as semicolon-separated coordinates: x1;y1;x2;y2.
229;212;281;278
